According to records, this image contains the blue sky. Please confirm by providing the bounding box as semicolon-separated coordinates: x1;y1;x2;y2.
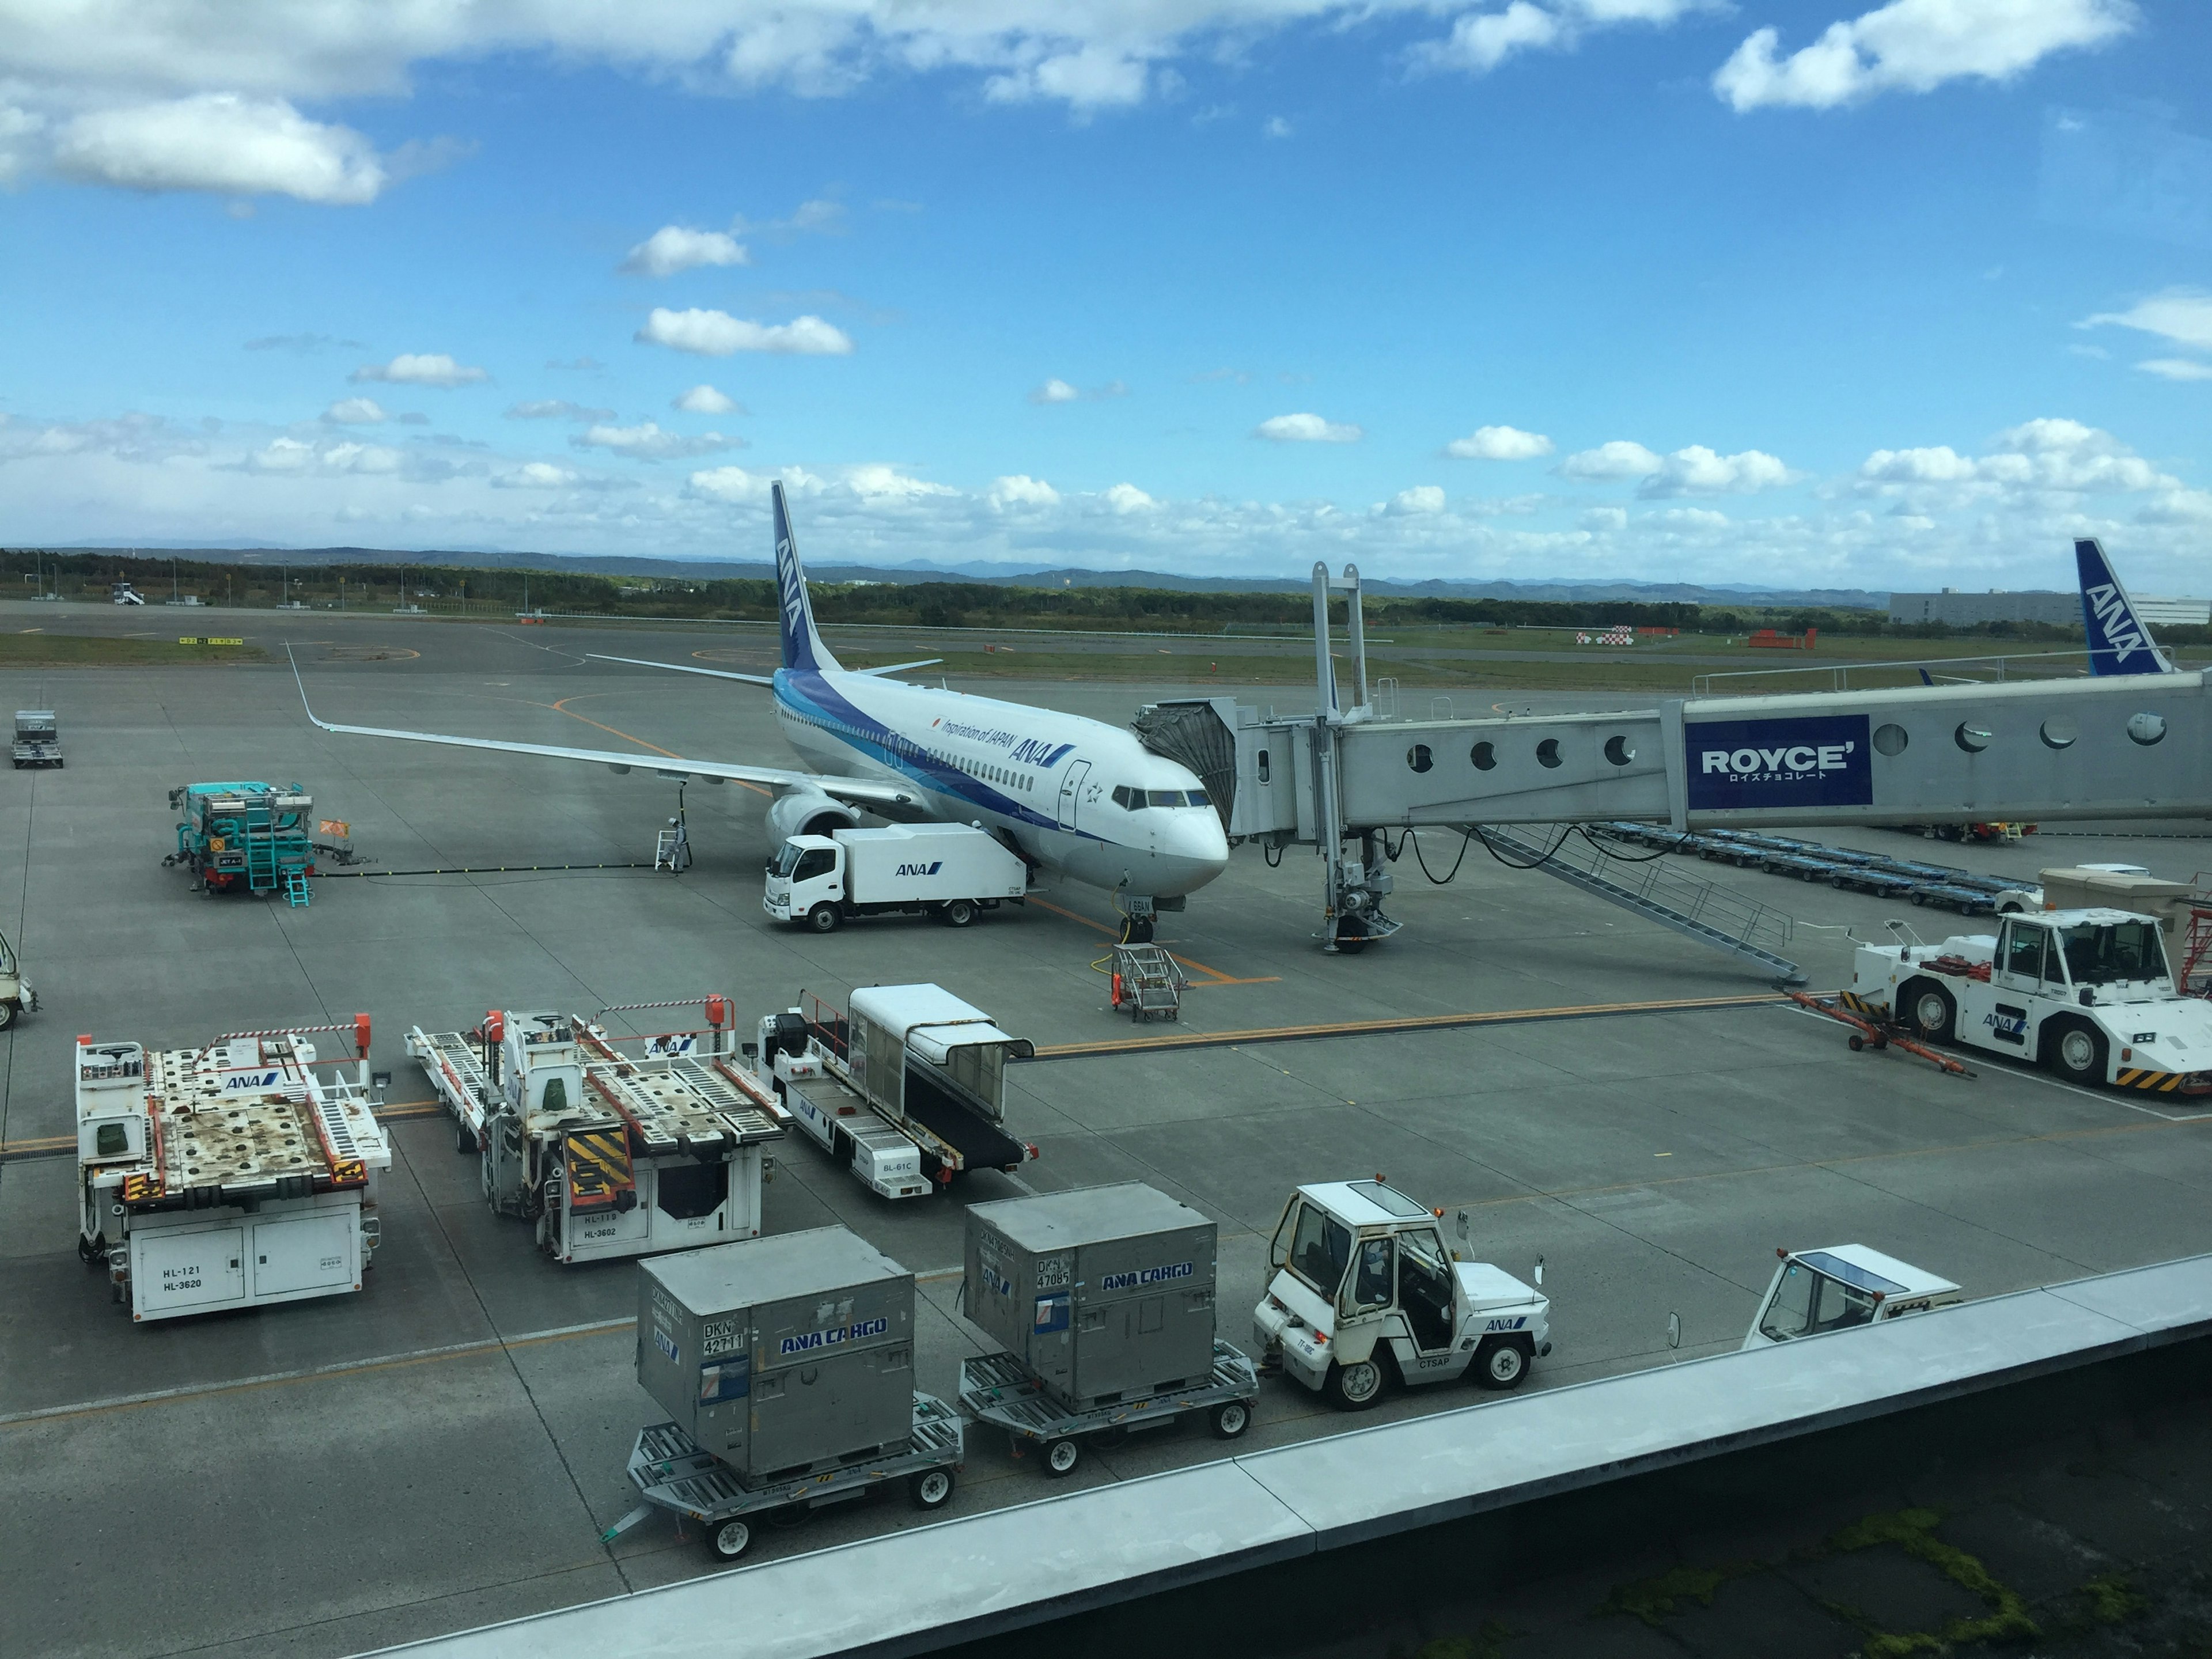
2;0;2207;592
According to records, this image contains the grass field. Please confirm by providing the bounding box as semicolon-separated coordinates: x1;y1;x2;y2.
0;631;268;666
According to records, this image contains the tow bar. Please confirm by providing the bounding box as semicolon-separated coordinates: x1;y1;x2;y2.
1787;990;1975;1079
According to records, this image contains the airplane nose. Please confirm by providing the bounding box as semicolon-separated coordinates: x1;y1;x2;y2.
1153;811;1230;896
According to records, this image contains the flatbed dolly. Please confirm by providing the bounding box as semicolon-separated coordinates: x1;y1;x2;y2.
960;1338;1258;1478
613;1393;965;1562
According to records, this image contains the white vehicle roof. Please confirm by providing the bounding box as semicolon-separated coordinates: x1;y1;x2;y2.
1294;1179;1436;1228
1790;1244;1959;1299
908;1021;1022;1064
850;983;993;1040
2014;907;2164;927
2077;863;2152;877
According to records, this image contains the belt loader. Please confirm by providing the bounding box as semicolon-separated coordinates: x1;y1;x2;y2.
747;983;1037;1199
406;995;787;1264
1253;1177;1552;1409
75;1017;389;1321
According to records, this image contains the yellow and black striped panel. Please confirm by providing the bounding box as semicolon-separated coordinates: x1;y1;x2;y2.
1839;991;1887;1018
2115;1068;2195;1094
565;1129;635;1207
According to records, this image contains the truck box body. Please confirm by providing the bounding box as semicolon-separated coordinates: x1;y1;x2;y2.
2039;866;2196;954
764;823;1027;923
965;1183;1218;1411
638;1227;915;1482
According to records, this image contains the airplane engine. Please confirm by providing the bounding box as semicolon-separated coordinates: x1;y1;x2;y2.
766;787;859;842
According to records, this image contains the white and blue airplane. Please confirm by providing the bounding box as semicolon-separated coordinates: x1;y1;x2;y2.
2076;537;2175;676
294;482;1229;929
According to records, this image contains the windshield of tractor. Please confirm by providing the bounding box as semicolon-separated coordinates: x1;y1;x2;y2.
2057;920;2170;986
769;842;805;878
1758;1260;1881;1343
1286;1202;1354;1298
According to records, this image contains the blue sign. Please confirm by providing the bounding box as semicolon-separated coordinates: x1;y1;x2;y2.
1033;1292;1070;1334
1685;714;1872;810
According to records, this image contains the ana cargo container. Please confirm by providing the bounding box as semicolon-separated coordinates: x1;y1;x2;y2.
764;822;1029;932
74;1018;389;1321
623;1226;963;1560
960;1183;1257;1476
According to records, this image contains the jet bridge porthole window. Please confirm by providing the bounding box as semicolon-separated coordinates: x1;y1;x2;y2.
1955;722;1993;753
1604;735;1635;766
1872;723;1910;757
2127;712;2167;747
1407;744;1433;774
1471;741;1497;771
1535;738;1563;769
2040;716;2078;750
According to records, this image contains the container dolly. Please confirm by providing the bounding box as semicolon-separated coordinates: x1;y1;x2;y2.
960;1338;1259;1478
1109;942;1187;1022
607;1393;965;1562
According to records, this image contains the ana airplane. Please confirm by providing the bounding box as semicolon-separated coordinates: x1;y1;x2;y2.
294;482;1229;935
2076;537;2175;676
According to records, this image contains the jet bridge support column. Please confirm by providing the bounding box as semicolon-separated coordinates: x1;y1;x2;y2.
1308;564;1396;953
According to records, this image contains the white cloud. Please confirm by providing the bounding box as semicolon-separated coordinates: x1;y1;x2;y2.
573;421;739;459
1446;424;1554;460
52;94;387;203
673;384;741;414
1031;378;1081;404
1412;0;1712;76
1263;116;1293;139
2139;358;2212;382
322;397;387;425
989;474;1060;508
984;45;1150;109
635;308;853;356
1105;482;1156;513
1639;445;1796;498
1558;439;1663;479
844;463;958;502
620;225;749;277
1580;506;1628;531
1858;416;2178;510
495;461;579;489
1384;485;1447;515
1255;412;1362;444
506;399;614;421
353;353;487;388
1714;0;2136;112
2079;289;2212;352
688;465;777;504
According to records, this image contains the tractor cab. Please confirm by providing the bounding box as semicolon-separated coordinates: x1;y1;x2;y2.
1743;1244;1960;1350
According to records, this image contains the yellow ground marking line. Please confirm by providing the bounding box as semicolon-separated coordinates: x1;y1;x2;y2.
1027;897;1279;987
544;694;774;797
1029;991;1788;1059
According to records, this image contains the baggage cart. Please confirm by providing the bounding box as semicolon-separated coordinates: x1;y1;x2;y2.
1110;942;1186;1022
960;1339;1257;1478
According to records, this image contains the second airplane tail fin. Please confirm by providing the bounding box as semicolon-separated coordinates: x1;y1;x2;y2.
2077;537;2173;676
772;481;841;674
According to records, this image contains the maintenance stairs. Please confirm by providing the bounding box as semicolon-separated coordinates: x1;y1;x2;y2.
1474;824;1806;984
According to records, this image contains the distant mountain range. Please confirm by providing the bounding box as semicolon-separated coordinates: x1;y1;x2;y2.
52;543;1887;609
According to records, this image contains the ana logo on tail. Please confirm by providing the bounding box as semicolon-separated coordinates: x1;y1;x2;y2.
2076;537;2174;677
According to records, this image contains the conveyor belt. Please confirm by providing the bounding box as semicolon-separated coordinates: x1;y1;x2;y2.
900;1070;1029;1170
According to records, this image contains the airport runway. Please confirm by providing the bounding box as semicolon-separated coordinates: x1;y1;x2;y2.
2;603;2209;1658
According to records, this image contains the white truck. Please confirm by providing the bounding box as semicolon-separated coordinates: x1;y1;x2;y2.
75;1018;391;1321
407;998;786;1264
749;983;1038;1199
1743;1245;1961;1349
1253;1179;1552;1410
12;710;60;769
1847;906;2212;1095
764;823;1029;933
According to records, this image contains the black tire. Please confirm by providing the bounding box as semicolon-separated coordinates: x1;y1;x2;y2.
1209;1399;1253;1440
1475;1336;1533;1391
1901;979;1955;1042
706;1517;752;1560
2044;1018;2108;1085
1041;1437;1081;1478
908;1468;955;1510
944;899;976;927
806;903;840;934
1321;1356;1387;1411
1847;1033;1865;1052
0;1001;14;1031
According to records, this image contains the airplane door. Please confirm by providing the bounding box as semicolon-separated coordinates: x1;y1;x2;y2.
1056;760;1090;831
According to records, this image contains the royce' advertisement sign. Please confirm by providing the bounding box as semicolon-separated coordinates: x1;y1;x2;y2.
1685;714;1873;811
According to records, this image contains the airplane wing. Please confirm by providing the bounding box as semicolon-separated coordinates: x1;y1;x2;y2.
287;652;918;809
853;658;942;677
586;653;775;687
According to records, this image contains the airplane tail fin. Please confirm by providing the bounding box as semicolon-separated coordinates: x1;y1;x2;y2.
772;482;840;673
2077;537;2173;676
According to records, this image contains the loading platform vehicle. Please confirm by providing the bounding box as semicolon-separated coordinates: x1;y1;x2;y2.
165;782;316;899
1843;907;2212;1093
1253;1178;1551;1409
749;984;1037;1199
1743;1244;1961;1349
960;1183;1258;1478
407;995;785;1264
12;710;60;769
74;1017;388;1321
621;1228;963;1562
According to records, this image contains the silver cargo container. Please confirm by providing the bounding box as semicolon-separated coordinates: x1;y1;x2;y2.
638;1226;916;1482
964;1183;1217;1411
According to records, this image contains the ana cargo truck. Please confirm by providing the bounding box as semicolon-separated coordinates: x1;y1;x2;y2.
1845;907;2212;1093
960;1183;1259;1478
622;1227;964;1560
749;983;1038;1198
406;997;786;1264
1743;1245;1961;1349
1253;1178;1552;1410
74;1018;389;1321
764;822;1030;933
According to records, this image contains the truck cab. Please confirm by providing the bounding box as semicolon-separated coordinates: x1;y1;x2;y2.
764;835;842;925
1252;1179;1551;1410
1743;1245;1960;1350
1853;907;2212;1093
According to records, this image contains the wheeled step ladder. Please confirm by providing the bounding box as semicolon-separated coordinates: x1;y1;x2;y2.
1475;823;1805;984
283;869;311;908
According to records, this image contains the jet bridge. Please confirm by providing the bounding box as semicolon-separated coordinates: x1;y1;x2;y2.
1135;563;2209;955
